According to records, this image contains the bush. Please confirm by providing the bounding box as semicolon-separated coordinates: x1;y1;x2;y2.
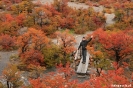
0;34;17;51
74;28;87;34
42;45;63;68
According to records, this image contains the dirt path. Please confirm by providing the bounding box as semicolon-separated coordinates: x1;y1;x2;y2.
0;51;18;75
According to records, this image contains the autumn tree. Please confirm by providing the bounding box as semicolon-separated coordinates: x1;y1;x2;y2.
29;75;77;88
32;7;48;27
74;9;89;34
23;14;35;27
93;28;133;68
29;65;46;79
20;49;44;66
87;46;111;76
2;64;23;88
30;6;60;36
0;34;17;50
51;0;76;30
53;0;68;13
17;28;49;54
74;7;105;34
56;62;75;81
28;63;132;88
15;13;26;27
17;28;49;69
42;44;63;68
88;67;132;88
28;78;47;88
103;0;133;29
11;0;34;14
55;30;76;66
114;9;124;23
0;21;19;36
28;63;77;88
0;13;19;36
123;1;133;17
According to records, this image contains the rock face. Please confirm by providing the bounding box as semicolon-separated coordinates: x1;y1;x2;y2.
104;13;115;26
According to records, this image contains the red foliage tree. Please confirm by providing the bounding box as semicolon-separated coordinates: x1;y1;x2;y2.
16;13;26;27
20;49;44;66
93;28;133;67
5;14;14;22
0;13;19;36
55;30;76;58
56;62;75;81
28;63;132;88
17;28;49;54
0;34;16;50
2;64;23;88
29;63;79;88
59;17;75;29
41;4;61;17
29;78;46;88
88;67;132;88
55;30;76;66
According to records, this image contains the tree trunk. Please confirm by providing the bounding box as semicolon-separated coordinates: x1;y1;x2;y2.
7;81;10;88
115;51;120;69
96;68;100;76
96;68;102;76
95;60;101;76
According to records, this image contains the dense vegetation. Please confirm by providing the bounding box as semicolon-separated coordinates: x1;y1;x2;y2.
0;0;133;88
